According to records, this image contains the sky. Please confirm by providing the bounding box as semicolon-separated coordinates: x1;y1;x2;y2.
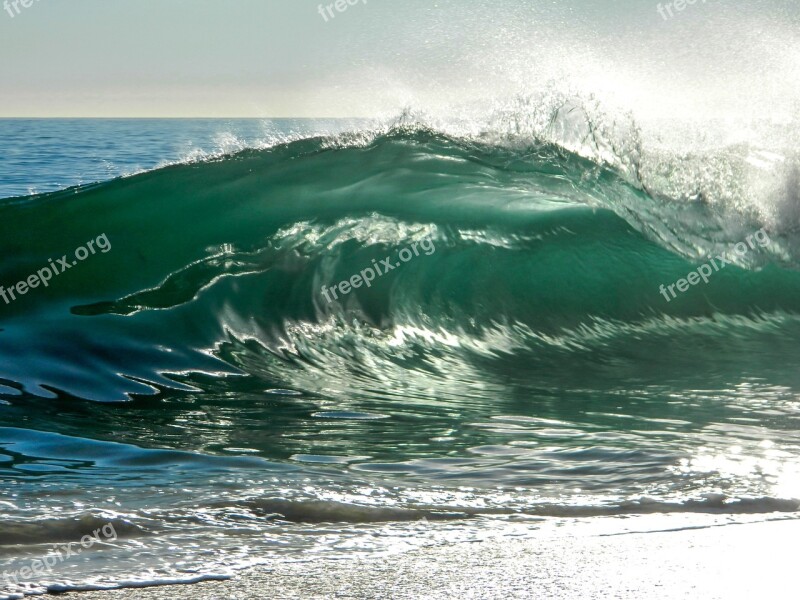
0;0;798;118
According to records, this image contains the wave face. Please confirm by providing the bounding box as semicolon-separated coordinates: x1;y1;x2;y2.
1;126;800;400
2;122;800;597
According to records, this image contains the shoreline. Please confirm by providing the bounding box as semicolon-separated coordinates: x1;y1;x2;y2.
64;515;800;600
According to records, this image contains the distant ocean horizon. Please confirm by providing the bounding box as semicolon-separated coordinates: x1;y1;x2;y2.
0;118;372;199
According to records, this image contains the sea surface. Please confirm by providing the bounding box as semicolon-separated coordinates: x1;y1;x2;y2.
1;116;799;597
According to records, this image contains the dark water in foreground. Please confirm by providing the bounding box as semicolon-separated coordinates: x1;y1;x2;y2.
0;118;799;597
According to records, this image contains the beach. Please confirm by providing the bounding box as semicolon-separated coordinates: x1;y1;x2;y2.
65;515;799;599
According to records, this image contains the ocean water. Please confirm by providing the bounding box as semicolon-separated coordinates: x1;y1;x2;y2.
1;114;800;597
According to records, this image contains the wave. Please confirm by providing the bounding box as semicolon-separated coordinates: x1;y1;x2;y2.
0;122;799;402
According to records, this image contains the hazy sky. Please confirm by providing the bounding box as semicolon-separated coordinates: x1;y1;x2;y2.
0;0;798;117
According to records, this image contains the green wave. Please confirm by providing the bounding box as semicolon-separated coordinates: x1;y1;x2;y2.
0;127;798;402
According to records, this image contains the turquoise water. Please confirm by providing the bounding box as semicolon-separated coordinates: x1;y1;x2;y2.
0;119;369;199
1;117;799;597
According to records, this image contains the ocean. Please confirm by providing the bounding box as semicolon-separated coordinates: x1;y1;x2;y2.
0;115;799;597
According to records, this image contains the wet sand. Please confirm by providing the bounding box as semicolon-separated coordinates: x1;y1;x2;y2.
66;515;800;599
